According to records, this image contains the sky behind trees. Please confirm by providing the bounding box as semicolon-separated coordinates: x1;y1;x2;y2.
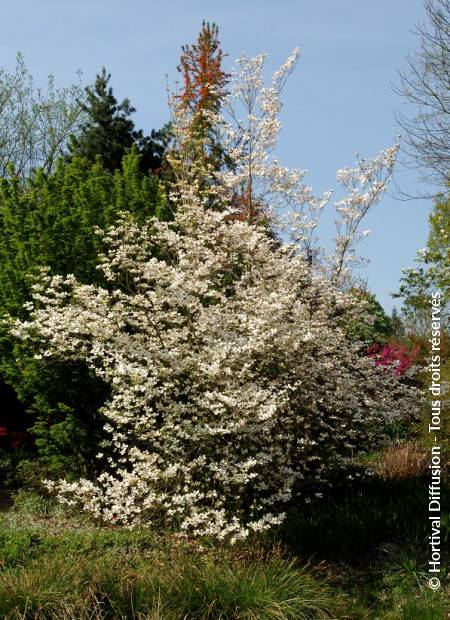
1;0;431;311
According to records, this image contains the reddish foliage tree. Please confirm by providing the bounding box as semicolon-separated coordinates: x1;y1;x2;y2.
178;25;275;226
177;22;230;173
178;21;229;115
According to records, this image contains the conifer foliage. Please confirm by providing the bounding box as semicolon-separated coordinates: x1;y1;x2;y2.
176;22;230;172
0;151;169;479
69;68;168;174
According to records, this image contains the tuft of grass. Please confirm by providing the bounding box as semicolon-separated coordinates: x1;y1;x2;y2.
0;529;338;619
158;555;335;620
391;595;449;620
376;582;450;620
0;556;84;619
373;442;429;481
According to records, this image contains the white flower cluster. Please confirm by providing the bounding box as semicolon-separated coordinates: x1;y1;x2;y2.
331;146;399;286
213;52;398;286
217;49;324;221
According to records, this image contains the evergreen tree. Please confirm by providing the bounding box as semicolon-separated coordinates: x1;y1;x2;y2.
176;22;230;172
390;307;405;338
69;68;169;174
345;289;394;344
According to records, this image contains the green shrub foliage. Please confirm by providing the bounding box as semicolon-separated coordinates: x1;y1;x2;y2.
0;149;170;480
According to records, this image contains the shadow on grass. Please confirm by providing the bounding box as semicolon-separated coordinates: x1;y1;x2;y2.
276;474;449;567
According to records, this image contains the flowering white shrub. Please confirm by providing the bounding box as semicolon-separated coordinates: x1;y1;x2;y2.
9;50;419;541
11;193;418;540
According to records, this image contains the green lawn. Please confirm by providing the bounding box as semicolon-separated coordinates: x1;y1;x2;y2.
0;470;448;620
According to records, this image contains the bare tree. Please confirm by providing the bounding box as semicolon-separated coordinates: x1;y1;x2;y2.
395;0;450;194
0;54;85;180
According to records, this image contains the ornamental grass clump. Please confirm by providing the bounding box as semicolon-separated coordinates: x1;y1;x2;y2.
374;441;429;480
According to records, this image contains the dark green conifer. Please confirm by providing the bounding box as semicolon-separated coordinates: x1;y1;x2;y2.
69;68;169;174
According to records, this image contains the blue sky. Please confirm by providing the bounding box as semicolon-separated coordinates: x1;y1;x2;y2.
1;0;432;312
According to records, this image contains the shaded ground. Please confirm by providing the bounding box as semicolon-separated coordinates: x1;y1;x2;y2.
0;490;13;513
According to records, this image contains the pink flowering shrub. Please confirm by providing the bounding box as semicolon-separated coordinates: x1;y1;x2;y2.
367;342;420;376
0;426;27;450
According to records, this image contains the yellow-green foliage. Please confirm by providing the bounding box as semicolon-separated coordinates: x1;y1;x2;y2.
0;150;170;481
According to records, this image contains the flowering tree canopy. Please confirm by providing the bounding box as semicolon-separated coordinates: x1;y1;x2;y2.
9;50;420;541
210;52;398;285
